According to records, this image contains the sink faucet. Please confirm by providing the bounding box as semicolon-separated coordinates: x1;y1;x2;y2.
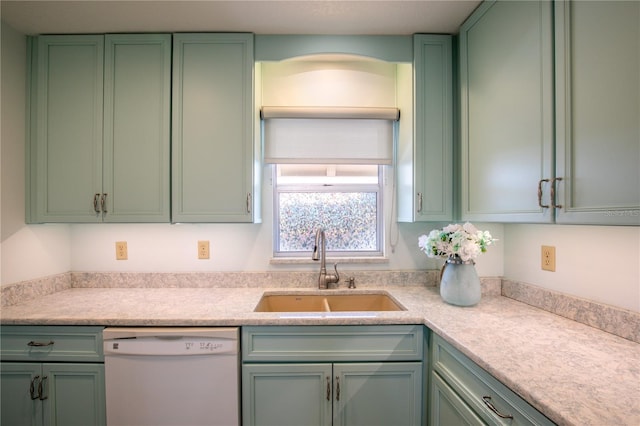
312;228;340;289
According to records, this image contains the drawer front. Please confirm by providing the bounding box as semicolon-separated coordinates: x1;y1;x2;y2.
0;326;104;362
431;334;555;426
242;325;423;362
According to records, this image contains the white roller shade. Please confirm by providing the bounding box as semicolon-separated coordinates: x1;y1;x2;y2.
262;107;398;165
261;106;400;120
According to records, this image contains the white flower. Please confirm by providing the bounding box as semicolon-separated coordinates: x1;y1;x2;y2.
418;222;497;261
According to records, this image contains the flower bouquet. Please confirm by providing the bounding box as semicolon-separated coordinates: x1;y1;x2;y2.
418;223;496;306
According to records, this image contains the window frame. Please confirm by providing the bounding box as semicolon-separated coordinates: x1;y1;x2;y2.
272;165;385;258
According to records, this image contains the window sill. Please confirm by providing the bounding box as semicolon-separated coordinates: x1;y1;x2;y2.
270;256;389;265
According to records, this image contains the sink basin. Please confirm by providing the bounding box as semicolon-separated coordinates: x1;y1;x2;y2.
254;292;405;312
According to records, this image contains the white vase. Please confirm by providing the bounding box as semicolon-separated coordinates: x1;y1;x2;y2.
439;256;481;306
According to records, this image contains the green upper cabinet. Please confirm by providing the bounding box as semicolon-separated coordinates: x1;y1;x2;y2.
27;35;104;223
459;0;554;223
27;34;171;223
102;34;171;222
397;34;454;222
172;33;257;223
554;0;640;225
460;0;639;225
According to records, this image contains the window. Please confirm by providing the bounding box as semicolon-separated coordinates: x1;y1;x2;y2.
274;164;383;257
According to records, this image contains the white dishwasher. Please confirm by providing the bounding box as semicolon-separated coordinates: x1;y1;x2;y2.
103;327;239;426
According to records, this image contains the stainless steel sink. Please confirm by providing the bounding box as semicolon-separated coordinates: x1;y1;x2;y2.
254;292;405;312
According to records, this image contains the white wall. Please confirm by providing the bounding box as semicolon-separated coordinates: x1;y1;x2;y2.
1;22;72;285
504;224;640;312
68;165;504;276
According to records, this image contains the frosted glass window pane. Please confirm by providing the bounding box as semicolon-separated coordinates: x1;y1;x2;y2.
278;192;378;252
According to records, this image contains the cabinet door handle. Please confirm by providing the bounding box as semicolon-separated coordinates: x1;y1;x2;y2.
30;375;41;400
93;193;101;213
27;340;54;347
326;376;331;401
246;193;252;214
537;179;550;208
550;177;563;209
417;192;423;213
38;376;48;400
482;396;513;419
101;193;108;213
335;376;340;401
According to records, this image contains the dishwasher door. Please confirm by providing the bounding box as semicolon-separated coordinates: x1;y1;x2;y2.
103;327;239;426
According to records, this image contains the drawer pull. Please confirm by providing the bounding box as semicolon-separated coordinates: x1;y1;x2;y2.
482;396;514;419
27;340;54;347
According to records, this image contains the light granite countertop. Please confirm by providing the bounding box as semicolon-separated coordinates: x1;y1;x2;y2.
1;285;639;426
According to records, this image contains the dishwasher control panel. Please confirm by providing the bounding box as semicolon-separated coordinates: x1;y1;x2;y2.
105;336;237;356
103;327;239;356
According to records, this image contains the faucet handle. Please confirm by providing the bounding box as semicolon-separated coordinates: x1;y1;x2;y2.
331;263;340;284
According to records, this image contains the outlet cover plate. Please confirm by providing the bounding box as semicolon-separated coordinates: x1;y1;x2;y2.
541;245;555;272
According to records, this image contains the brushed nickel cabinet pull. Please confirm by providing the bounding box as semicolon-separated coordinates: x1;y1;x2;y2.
38;376;48;400
482;396;513;419
246;193;251;214
101;193;108;213
30;375;40;400
551;177;563;209
335;376;340;401
27;340;54;347
417;192;423;213
537;179;550;208
326;376;331;401
93;193;101;213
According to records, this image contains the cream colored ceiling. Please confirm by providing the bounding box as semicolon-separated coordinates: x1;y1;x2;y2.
0;1;481;35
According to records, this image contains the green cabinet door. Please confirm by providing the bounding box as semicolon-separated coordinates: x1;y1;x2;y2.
102;34;171;222
333;362;422;426
0;362;105;426
1;363;42;426
27;34;171;223
398;35;454;222
554;0;640;225
28;35;104;223
242;363;332;426
459;0;554;223
42;363;105;426
242;362;422;426
172;33;256;222
430;371;486;426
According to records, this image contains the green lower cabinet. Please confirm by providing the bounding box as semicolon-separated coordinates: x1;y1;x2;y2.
1;326;106;426
241;325;425;426
1;363;42;426
243;363;332;426
430;334;554;426
242;362;422;426
334;362;422;426
430;371;486;426
1;362;105;426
